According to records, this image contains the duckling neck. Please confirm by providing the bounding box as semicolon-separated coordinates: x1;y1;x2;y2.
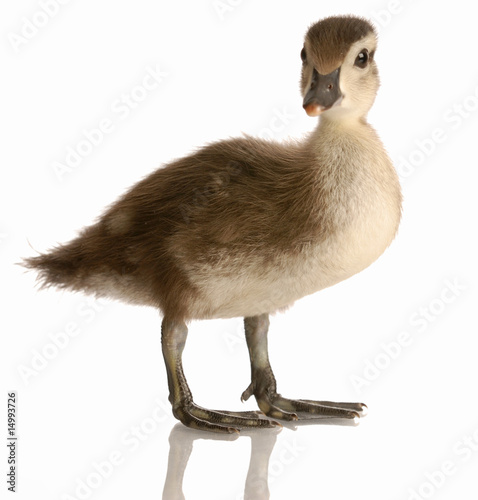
305;110;402;243
315;112;369;139
307;113;384;166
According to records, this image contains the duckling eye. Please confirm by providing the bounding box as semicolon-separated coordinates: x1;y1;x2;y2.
354;49;369;68
300;47;307;63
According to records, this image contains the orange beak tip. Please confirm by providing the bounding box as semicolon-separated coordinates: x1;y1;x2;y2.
304;103;324;117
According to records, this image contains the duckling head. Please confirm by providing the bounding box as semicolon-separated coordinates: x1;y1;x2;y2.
300;15;379;120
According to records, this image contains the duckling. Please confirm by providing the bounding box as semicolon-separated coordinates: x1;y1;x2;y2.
24;15;402;433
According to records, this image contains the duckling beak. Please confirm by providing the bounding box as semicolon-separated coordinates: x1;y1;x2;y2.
303;67;342;117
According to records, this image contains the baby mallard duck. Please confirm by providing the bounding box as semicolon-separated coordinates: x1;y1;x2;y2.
25;15;402;433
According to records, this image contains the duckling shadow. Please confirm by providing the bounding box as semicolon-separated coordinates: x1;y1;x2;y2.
162;416;357;500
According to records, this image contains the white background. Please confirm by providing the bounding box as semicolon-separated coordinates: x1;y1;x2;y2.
2;1;478;499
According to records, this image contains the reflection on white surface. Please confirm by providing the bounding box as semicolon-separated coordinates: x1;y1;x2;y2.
162;417;358;500
162;424;277;500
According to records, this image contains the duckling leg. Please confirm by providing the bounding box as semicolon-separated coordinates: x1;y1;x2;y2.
241;314;366;422
161;318;280;433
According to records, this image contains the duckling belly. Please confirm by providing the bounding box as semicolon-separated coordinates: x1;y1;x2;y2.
183;197;399;319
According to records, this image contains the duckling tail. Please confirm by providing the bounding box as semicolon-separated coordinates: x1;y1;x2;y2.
23;239;90;292
21;222;117;295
